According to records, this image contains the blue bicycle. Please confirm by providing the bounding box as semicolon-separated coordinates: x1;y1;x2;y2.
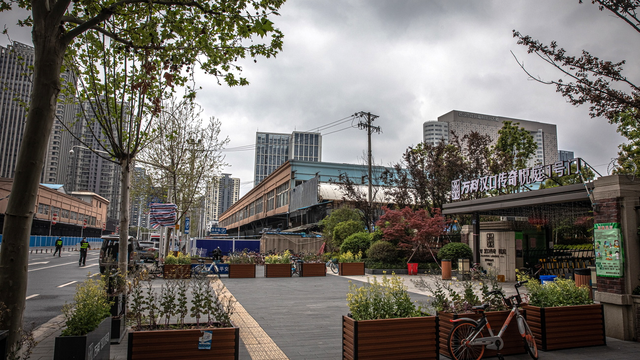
192;259;220;278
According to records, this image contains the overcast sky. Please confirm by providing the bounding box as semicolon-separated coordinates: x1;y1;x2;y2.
2;1;634;197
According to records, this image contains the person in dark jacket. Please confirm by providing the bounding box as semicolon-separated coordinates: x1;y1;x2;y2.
53;237;63;257
79;237;91;266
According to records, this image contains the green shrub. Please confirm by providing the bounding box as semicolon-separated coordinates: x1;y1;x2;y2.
521;275;592;307
437;242;472;263
61;278;112;336
346;274;427;320
341;232;371;254
264;250;291;264
366;240;397;263
333;220;366;247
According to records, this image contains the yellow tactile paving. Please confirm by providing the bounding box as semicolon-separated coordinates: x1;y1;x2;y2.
215;280;289;360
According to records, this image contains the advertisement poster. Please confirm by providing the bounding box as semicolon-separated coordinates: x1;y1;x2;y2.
594;223;623;278
198;330;213;350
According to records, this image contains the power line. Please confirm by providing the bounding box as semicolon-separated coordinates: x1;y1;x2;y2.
221;114;359;152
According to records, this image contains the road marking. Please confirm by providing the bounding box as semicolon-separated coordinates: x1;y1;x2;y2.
28;260;99;272
28;261;50;266
58;281;78;288
26;294;39;300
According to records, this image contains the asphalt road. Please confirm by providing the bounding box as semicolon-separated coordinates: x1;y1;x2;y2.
23;249;101;329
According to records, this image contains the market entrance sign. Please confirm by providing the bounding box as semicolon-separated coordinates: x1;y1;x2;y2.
451;158;583;201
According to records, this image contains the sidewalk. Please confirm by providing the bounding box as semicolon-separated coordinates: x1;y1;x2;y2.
27;268;640;360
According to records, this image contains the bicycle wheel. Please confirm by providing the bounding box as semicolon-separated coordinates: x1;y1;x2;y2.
517;315;538;359
448;320;485;360
192;265;204;278
330;262;338;274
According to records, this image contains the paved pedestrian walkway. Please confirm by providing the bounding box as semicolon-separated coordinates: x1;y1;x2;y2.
27;266;640;359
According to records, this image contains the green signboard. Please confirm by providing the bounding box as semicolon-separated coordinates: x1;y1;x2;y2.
594;223;623;278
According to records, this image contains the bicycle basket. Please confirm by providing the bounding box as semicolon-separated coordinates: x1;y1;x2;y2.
504;297;513;308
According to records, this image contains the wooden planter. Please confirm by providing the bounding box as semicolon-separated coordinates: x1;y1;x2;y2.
523;304;605;351
163;264;191;279
342;315;438;360
54;317;111;360
264;263;291;277
339;262;365;276
228;263;256;278
127;326;239;360
438;310;525;358
301;262;326;277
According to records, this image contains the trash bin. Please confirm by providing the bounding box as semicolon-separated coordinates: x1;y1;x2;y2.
539;275;557;285
442;259;451;280
407;263;418;275
574;268;592;299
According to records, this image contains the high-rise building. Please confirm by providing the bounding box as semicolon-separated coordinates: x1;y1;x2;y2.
204;174;240;229
254;131;322;185
0;42;76;182
559;150;575;162
66;100;122;222
130;166;150;230
423;110;559;166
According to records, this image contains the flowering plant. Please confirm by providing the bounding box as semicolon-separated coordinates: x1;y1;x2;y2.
264;250;292;264
226;251;255;264
347;274;427;320
338;250;363;263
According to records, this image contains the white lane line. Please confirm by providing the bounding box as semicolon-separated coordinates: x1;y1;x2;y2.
28;261;77;272
26;294;39;300
28;261;50;266
58;281;78;288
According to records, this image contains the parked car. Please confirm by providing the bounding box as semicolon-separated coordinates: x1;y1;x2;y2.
138;241;159;262
99;235;142;273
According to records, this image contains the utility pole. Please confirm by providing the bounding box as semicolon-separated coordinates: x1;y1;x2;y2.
355;111;381;205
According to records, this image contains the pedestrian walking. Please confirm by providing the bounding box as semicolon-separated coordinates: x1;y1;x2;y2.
79;237;90;266
53;237;63;257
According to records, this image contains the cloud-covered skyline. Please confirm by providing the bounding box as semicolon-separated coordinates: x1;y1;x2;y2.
2;1;634;197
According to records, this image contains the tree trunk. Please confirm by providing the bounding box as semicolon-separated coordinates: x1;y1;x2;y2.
119;158;131;274
0;28;66;352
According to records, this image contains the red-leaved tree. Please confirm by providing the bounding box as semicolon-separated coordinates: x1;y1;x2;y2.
376;206;447;262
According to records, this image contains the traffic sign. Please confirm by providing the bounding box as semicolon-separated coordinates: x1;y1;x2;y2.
83;218;87;229
102;222;106;230
210;227;227;234
52;213;57;225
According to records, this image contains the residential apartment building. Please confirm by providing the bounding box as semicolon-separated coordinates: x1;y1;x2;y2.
204;174;240;229
423;110;559;166
0;41;76;183
254;131;322;186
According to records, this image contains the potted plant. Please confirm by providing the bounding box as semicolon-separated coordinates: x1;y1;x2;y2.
127;276;239;359
163;252;192;279
54;277;112;360
227;251;256;278
338;251;365;276
301;253;326;277
343;274;438;359
264;250;292;277
519;273;605;351
413;271;526;358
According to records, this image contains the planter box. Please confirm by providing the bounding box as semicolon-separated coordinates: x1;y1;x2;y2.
265;263;291;277
339;262;365;276
190;258;212;264
342;315;438;360
228;263;256;278
438;310;525;358
54;317;111;360
127;326;239;360
163;264;191;279
523;304;606;351
111;315;127;344
301;262;326;277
